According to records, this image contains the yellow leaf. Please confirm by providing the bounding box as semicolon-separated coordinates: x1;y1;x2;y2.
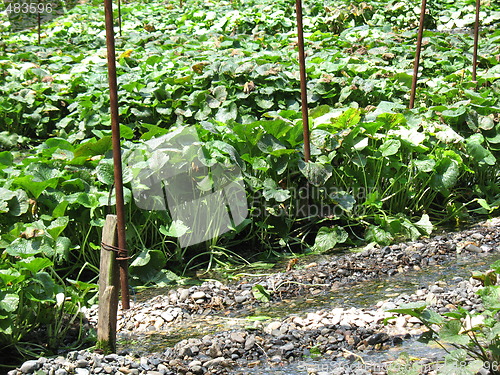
119;49;133;59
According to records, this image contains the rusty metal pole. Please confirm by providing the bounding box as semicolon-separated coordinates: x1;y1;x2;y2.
409;0;427;109
295;0;310;162
472;0;481;84
104;0;130;310
118;0;122;37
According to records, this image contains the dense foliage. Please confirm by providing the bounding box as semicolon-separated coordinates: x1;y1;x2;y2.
0;0;499;362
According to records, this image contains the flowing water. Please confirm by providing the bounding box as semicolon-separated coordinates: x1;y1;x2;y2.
118;251;500;373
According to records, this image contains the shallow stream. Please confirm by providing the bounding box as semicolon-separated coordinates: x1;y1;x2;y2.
118;251;500;373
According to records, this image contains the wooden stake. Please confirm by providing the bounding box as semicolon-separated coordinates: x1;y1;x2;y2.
97;214;120;354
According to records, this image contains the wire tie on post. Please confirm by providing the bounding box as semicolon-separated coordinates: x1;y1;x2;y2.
101;242;131;261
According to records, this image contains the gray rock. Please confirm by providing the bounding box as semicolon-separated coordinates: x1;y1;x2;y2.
366;332;389;345
20;360;40;373
75;359;89;368
429;285;444;294
104;354;119;362
157;364;169;374
203;357;228;368
280;343;295;352
160;312;174;322
244;336;256;350
191;291;206;300
465;244;482;253
234;295;248;303
178;289;190;302
208;344;223;358
230;332;246;344
75;369;90;375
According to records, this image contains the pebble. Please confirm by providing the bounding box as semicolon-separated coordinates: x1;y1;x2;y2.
19;361;39;373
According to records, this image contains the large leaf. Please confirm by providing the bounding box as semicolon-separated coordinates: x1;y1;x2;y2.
13;176;58;199
257;134;286;154
0;292;19;313
379;139;401;157
466;134;496;166
262;178;290;202
298;160;332;187
96;159;133;185
27;272;56;303
18;258;53;274
0;151;13;168
73;136;112;159
159;220;190;238
311;226;348;252
431;157;460;191
413;214;433;236
439;320;470;345
386;302;427;317
46;217;70;240
0;188;16;213
6;238;45;258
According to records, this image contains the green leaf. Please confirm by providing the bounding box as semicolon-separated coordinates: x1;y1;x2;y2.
330;191;355;212
262;178;290;202
130;248;167;269
431;157;460;191
0;188;16;213
46;217;69;240
159;220;189;237
380;139;401;157
120;124;135;139
466;134;496;166
393;72;413;88
439;320;470;345
73;136;112;159
215;102;237;123
55;237;72;262
413;159;435;173
420;308;445;325
252;284;271;303
257;134;286;154
96;159;133;185
0;292;19;313
312;226;348;253
298;160;332;187
365;225;393;245
18;258;53;274
442;106;466;118
27;272;56;303
413;214;433;236
6;238;44;257
0;151;13;168
14;176;58;199
477;286;500;310
386;302;427;317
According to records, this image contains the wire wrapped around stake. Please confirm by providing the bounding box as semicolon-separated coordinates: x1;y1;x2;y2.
101;241;131;261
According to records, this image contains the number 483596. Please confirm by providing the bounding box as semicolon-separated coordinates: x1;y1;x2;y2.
5;2;53;13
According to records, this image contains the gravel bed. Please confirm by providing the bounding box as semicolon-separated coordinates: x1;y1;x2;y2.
10;218;500;375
